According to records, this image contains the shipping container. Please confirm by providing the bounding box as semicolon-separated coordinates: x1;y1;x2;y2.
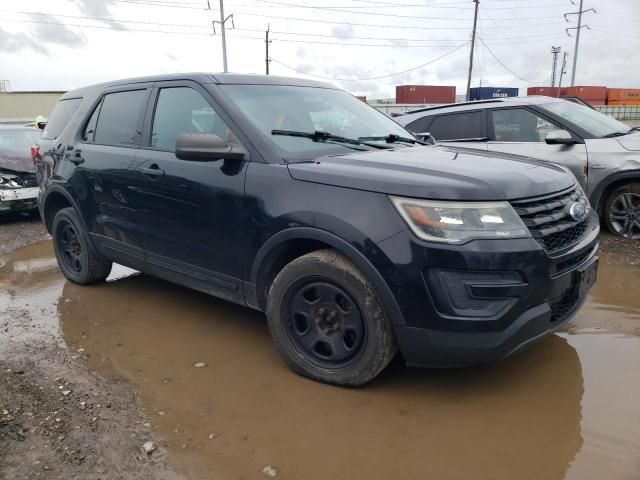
355;95;367;102
526;87;565;97
607;88;640;105
395;85;456;104
564;86;607;104
469;87;518;100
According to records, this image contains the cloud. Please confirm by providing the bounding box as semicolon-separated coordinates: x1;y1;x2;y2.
295;64;315;74
331;25;354;39
29;14;87;48
70;0;126;29
0;27;46;54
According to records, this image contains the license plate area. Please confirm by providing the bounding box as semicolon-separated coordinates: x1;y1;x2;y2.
576;257;598;299
0;187;39;202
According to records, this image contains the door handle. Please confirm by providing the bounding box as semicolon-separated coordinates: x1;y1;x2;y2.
68;149;84;165
139;165;165;177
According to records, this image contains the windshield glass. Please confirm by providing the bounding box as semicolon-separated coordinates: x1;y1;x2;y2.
220;85;411;156
540;101;630;138
0;129;41;153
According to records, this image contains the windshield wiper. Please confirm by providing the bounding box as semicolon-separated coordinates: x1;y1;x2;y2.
357;134;427;146
602;131;629;138
271;130;390;150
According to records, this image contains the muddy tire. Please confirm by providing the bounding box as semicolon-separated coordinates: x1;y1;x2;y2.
603;183;640;239
52;207;112;284
266;249;397;387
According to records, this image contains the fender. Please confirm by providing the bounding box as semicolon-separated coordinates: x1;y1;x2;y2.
41;185;90;235
589;170;640;212
247;227;406;326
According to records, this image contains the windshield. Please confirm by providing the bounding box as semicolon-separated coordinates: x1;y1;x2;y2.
539;101;630;138
220;85;412;157
0;129;41;154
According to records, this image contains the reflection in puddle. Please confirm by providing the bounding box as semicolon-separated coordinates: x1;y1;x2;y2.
1;241;639;480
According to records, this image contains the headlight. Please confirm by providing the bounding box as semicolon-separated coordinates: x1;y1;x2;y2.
390;196;531;244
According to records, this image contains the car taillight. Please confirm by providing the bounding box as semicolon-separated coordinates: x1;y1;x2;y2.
31;145;40;165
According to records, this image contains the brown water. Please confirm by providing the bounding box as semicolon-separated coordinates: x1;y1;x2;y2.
1;241;639;480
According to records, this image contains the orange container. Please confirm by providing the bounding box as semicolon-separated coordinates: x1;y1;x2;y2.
607;88;640;104
564;86;607;102
527;87;562;97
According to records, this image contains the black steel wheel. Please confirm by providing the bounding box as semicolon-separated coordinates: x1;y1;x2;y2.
284;281;367;370
52;207;112;284
266;249;397;387
605;184;640;239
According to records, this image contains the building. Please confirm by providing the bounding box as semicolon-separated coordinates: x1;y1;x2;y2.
0;91;66;125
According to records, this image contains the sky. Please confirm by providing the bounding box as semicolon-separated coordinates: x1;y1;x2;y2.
0;0;638;100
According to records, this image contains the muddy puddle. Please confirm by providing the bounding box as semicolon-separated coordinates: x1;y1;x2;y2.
1;241;639;479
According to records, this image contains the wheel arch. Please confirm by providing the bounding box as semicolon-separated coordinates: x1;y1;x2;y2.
41;186;87;234
247;227;406;326
590;171;640;215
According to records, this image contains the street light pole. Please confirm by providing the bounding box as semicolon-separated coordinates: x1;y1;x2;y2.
465;0;480;101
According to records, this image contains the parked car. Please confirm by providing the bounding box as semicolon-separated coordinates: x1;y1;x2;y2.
397;97;640;239
0;126;42;214
35;74;599;386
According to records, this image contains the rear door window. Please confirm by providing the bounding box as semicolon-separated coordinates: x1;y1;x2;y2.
93;90;147;147
428;112;485;141
41;98;81;140
405;116;432;134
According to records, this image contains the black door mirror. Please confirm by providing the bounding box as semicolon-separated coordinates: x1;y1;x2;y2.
416;132;436;145
545;129;578;145
175;133;249;161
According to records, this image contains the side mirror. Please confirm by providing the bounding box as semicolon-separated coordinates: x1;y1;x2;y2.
545;129;578;145
416;132;436;145
175;133;249;162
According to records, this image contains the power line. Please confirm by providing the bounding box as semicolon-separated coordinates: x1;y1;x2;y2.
270;42;468;80
110;0;208;9
477;37;546;84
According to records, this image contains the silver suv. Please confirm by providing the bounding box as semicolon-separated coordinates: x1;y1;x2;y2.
397;97;640;239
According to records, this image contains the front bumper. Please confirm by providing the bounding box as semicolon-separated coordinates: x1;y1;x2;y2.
376;210;600;368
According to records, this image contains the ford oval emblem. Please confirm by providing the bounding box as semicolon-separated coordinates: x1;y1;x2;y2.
569;202;587;221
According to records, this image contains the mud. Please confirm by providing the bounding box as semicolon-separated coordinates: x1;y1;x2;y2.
1;237;639;480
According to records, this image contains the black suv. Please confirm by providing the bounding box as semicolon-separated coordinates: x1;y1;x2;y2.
35;74;599;386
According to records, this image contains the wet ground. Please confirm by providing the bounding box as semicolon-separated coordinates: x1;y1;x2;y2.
1;230;639;479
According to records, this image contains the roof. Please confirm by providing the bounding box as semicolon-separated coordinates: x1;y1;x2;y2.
397;96;566;125
61;73;335;100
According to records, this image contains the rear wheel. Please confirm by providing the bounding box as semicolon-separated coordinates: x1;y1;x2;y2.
604;184;640;239
52;207;112;284
266;249;397;387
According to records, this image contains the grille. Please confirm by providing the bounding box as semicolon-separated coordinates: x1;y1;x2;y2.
511;186;590;253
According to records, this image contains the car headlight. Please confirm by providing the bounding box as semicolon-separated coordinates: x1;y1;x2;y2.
390;196;531;244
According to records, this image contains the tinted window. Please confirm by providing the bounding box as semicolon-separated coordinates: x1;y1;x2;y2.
82;99;102;142
405;116;431;134
151;87;229;150
540;101;629;138
93;90;146;147
428;112;484;141
491;108;558;142
41;98;81;140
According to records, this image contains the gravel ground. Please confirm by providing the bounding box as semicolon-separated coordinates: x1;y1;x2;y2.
0;214;182;480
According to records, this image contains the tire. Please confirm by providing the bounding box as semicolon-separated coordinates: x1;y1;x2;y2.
52;207;112;284
603;183;640;239
266;249;397;387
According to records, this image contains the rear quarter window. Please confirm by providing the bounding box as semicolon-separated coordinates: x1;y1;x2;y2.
41;98;82;140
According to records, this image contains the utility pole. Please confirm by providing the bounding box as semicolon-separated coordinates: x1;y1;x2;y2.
265;24;271;75
465;0;479;101
209;0;234;72
564;0;596;86
557;51;568;97
550;46;561;87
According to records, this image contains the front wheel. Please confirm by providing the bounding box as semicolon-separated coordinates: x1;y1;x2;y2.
604;184;640;239
266;249;397;387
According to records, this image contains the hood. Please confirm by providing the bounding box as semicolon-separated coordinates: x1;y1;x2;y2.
0;149;35;174
287;145;574;201
616;131;640;151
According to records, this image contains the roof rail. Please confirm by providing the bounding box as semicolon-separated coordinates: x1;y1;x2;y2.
406;99;505;115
